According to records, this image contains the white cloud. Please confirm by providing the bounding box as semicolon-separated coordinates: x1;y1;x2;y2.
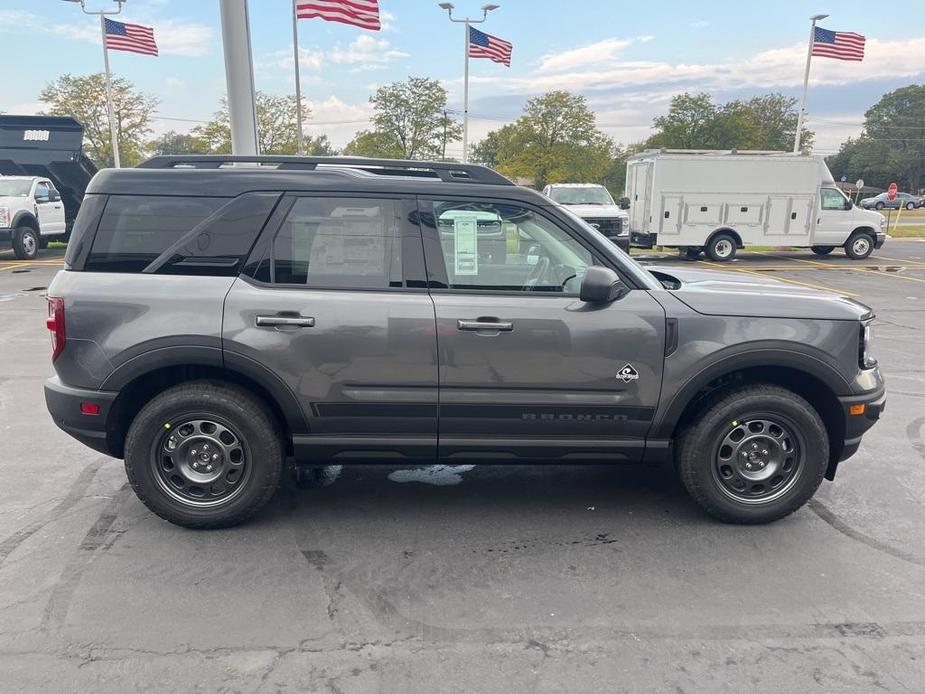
538;37;649;72
164;77;185;88
0;9;212;57
691;20;710;29
258;35;408;75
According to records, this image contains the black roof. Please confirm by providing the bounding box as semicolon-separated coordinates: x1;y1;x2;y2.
89;155;551;205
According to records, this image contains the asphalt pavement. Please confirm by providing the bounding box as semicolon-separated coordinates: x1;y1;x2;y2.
0;242;924;692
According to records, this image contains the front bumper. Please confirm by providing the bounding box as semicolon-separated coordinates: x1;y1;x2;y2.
875;232;886;249
44;376;119;457
833;384;886;467
0;227;11;244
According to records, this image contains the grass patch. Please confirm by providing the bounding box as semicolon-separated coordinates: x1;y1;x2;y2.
888;225;925;238
48;241;68;249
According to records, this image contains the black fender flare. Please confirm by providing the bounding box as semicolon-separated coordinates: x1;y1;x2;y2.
100;345;309;437
650;343;851;440
11;211;38;230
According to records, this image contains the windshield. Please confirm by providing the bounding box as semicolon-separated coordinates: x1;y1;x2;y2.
558;207;662;290
0;180;32;197
548;186;615;206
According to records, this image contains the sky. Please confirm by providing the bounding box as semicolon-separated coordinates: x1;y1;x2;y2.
1;0;924;158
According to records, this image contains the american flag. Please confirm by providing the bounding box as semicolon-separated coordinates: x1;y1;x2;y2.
812;27;865;62
104;18;158;57
296;0;381;31
469;26;512;67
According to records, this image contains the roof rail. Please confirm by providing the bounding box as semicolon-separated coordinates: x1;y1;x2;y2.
137;155;515;185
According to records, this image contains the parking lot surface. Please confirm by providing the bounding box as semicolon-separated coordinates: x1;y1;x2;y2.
1;242;924;692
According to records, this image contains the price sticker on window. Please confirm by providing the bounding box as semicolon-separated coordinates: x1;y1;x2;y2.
452;212;480;276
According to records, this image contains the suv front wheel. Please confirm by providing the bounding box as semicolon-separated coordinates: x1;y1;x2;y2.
676;384;828;524
124;380;283;528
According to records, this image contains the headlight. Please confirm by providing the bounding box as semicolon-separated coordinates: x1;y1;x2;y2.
0;207;9;227
859;322;877;369
879;216;886;228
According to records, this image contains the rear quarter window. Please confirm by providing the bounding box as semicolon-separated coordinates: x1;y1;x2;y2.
85;195;226;273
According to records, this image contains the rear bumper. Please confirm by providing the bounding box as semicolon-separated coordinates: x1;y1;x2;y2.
834;385;886;465
44;376;119;457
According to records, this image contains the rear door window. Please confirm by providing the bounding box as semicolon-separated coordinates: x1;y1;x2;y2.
86;195;226;272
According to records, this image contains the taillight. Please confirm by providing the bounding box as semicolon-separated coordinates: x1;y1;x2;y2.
46;297;65;362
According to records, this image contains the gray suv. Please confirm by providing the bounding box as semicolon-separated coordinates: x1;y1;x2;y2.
44;156;885;528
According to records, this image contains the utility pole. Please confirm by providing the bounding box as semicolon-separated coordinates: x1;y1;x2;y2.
219;0;259;156
438;3;500;163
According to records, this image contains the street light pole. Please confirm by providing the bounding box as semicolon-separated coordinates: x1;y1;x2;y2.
794;13;829;154
62;0;126;168
438;3;500;163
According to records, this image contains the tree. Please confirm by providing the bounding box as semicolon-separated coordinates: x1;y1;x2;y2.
646;92;812;152
193;92;335;155
478;91;614;188
358;76;461;159
148;130;204;155
39;73;158;167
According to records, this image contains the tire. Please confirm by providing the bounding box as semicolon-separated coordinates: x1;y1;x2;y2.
906;202;915;210
124;380;284;528
875;202;885;210
844;232;874;260
676;384;828;524
684;247;702;259
12;226;39;260
705;233;737;262
811;245;834;256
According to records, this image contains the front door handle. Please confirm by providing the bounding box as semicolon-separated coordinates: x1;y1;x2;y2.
457;319;513;332
256;315;315;328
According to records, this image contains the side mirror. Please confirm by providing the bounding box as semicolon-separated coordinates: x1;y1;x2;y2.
844;198;853;210
580;266;629;304
48;191;60;202
618;197;631;210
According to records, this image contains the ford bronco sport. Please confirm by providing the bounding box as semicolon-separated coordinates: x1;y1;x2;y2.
44;156;885;528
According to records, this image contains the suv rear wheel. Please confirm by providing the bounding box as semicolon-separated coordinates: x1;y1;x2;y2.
12;226;39;260
676;384;828;524
124;380;283;528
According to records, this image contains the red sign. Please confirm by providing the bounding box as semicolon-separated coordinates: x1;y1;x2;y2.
888;182;898;201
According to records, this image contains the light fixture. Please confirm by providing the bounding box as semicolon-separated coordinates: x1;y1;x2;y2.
438;2;454;9
810;13;829;21
481;4;500;11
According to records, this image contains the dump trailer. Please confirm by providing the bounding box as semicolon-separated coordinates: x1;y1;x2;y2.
0;115;97;237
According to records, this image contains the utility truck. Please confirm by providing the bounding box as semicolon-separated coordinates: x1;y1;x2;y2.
626;150;886;261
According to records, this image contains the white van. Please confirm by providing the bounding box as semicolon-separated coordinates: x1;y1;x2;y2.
625;150;886;261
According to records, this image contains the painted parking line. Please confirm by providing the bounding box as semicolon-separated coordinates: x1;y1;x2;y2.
745;251;925;288
698;259;861;297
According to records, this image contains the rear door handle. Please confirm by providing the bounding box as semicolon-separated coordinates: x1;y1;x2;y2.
457;319;513;332
256;315;315;328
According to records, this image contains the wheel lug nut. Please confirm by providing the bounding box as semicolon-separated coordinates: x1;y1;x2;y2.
206;465;213;471
212;454;219;461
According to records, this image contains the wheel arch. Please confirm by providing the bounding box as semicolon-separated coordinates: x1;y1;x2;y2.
104;350;307;459
849;225;877;239
11;211;38;231
708;227;743;248
656;353;849;479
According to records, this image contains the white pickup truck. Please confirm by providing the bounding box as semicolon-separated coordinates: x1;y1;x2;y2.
0;176;68;259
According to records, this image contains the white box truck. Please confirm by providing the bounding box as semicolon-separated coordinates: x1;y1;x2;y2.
625;149;886;261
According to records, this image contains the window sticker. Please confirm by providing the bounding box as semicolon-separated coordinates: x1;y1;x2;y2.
452;212;480;276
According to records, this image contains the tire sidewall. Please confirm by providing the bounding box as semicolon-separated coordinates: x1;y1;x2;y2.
845;232;874;260
679;389;828;523
13;226;39;260
125;385;283;527
706;234;736;262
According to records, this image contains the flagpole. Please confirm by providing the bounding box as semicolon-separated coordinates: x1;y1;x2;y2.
462;19;470;163
98;15;121;168
794;13;828;153
291;0;305;155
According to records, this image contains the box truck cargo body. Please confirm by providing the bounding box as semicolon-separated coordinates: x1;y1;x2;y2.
626;150;885;261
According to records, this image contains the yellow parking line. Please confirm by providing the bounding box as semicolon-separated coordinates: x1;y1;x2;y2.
858;269;925;285
699;259;860;297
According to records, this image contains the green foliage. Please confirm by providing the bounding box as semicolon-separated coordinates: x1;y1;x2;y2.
344;77;461;159
39;73;158;168
477;91;614;189
148;130;205;155
827;85;925;192
192;92;334;155
647;92;813;152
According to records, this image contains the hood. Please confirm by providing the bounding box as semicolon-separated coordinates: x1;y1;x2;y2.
647;265;873;321
564;203;629;220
